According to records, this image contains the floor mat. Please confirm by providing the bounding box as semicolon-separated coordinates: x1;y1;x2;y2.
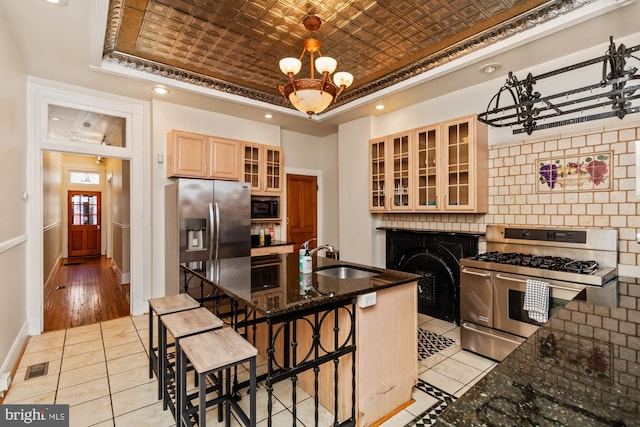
405;379;457;426
417;329;456;361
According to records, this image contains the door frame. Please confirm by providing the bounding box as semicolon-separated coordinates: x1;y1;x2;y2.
284;167;323;245
26;78;151;334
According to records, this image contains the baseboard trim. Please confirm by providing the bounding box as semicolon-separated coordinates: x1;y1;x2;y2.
0;321;29;394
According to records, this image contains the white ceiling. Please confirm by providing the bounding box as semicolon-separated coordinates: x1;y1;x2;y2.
1;0;639;137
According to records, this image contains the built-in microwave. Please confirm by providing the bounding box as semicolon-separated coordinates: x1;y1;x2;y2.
251;196;279;219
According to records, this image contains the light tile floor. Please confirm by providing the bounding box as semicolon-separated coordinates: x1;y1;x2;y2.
1;313;496;427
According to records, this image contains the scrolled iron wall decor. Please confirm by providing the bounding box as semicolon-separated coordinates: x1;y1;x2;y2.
478;36;640;135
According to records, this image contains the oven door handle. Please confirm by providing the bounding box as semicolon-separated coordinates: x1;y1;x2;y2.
495;273;584;292
461;268;491;277
461;322;525;345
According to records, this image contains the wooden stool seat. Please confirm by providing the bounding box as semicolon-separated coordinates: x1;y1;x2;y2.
160;308;224;415
179;328;257;427
148;293;200;401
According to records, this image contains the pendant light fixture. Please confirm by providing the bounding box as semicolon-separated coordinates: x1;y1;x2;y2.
277;15;353;118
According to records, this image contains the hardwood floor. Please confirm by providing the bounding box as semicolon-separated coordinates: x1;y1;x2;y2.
43;256;130;332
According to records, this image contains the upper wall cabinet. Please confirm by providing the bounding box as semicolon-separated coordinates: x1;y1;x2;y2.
368;132;413;211
369;115;488;213
167;130;239;180
241;142;283;195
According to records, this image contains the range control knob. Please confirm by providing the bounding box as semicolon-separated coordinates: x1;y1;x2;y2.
522;230;530;238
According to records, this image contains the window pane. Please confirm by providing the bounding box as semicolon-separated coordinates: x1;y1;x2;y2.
70;172;100;185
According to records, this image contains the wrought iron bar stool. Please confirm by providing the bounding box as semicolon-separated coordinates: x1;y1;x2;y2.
179;327;257;427
159;307;224;419
148;293;200;400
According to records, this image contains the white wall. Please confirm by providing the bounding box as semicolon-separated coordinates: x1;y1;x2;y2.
281;130;339;248
0;10;28;388
337;117;375;265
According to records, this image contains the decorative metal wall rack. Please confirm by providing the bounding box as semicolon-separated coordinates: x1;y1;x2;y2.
478;36;640;135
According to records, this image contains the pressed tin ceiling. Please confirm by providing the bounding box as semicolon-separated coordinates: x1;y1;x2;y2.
103;0;597;114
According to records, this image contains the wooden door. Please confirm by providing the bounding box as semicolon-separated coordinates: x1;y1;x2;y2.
286;174;317;252
68;191;101;257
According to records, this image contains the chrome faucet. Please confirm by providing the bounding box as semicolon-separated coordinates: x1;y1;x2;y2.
308;244;335;256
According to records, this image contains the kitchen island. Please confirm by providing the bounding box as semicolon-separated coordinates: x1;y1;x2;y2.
436;277;640;426
180;253;420;427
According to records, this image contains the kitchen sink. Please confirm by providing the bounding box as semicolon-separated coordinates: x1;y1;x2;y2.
315;265;382;279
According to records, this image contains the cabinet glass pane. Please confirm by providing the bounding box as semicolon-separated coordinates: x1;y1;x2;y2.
244;146;260;188
416;128;438;208
265;148;281;190
447;121;471;207
370;141;386;208
392;135;410;208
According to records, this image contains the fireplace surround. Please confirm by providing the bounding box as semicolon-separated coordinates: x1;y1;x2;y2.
382;228;480;324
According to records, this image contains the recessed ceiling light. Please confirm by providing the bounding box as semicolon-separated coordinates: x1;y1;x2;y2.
375;104;385;110
152;86;170;95
480;63;501;74
264;113;273;119
42;0;68;6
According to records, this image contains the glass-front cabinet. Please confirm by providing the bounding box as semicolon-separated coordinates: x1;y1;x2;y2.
369;137;387;211
368;132;412;211
242;142;283;195
369;115;487;213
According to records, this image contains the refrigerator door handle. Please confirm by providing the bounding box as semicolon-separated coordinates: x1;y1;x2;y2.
214;202;221;262
208;202;215;261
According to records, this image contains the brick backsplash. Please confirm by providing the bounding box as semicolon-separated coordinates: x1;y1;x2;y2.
380;125;640;268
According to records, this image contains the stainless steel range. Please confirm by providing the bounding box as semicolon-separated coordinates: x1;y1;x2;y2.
460;225;618;361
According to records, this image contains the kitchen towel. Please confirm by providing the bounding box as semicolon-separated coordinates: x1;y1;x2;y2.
523;279;550;323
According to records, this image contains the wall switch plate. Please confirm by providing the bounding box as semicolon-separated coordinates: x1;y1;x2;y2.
358;292;376;308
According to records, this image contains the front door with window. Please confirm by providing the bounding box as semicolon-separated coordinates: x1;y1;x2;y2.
68;191;101;257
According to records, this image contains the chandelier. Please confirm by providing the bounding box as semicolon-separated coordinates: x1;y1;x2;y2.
277;15;353;118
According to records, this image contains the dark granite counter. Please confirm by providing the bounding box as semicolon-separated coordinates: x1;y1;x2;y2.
181;253;420;316
436;277;640;426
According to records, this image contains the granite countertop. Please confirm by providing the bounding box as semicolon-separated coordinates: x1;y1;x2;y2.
181;253;420;317
436;277;640;426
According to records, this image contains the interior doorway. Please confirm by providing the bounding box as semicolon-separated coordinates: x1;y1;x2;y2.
286;174;318;252
42;151;131;331
27;81;148;336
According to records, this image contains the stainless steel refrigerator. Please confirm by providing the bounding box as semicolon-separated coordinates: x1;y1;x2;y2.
165;179;251;295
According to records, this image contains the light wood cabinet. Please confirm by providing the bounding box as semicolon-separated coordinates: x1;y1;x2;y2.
368;131;412;211
370;115;488;213
167;130;239;180
241;142;283;195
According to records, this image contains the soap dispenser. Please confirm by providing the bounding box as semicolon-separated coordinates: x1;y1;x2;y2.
302;248;313;274
299;238;316;271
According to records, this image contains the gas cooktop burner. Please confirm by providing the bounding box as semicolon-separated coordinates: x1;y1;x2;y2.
472;251;600;275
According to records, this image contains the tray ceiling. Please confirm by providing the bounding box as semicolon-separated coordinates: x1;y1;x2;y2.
103;0;596;114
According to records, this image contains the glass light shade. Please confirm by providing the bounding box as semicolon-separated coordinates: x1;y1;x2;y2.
315;56;337;74
279;57;301;75
333;71;353;88
289;89;334;115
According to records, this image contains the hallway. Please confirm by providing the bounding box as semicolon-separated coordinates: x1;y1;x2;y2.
43;257;130;332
